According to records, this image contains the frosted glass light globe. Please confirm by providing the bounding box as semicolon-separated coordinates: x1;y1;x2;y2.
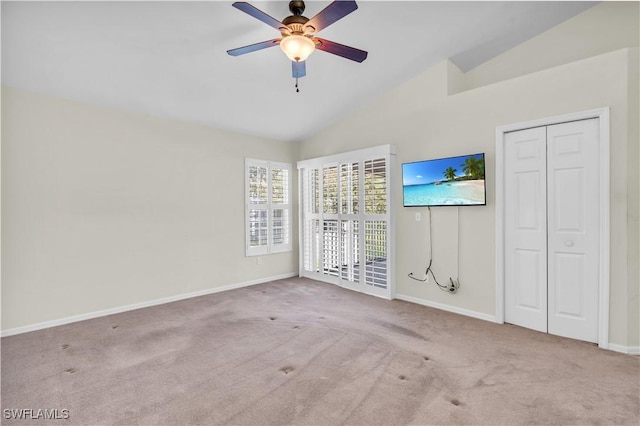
280;35;315;62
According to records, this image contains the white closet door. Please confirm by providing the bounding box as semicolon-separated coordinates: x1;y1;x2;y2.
504;119;600;343
504;127;548;333
547;119;599;343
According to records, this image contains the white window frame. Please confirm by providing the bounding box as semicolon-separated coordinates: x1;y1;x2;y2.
245;158;292;257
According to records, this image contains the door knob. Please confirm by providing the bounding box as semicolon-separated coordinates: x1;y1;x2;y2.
565;240;574;247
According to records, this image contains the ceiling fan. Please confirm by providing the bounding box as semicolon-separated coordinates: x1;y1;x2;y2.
226;0;368;91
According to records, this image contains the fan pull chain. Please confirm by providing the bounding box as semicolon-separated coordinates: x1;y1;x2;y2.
295;76;299;93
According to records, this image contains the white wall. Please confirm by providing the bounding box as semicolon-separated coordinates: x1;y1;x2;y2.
298;2;639;349
1;87;298;331
461;1;639;91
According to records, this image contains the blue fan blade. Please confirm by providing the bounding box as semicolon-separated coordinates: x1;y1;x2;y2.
227;39;281;56
292;61;306;78
315;37;367;63
304;1;358;33
232;2;285;31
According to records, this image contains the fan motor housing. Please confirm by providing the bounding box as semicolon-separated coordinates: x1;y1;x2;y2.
282;14;309;27
289;1;305;16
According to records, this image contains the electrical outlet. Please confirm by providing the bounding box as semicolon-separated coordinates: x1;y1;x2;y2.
448;278;459;293
257;257;262;265
415;212;421;221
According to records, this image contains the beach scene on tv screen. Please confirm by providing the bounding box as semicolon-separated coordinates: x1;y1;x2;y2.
403;153;485;206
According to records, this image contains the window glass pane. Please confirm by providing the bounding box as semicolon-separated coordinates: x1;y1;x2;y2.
272;208;289;246
311;169;320;214
340;219;360;282
340;162;359;214
323;166;338;214
249;165;268;204
322;220;339;276
365;220;387;288
364;158;386;214
272;167;289;204
248;209;268;247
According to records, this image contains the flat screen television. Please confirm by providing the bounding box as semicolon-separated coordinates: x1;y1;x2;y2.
402;153;486;207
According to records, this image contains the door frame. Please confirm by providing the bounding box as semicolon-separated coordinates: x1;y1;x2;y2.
495;107;610;349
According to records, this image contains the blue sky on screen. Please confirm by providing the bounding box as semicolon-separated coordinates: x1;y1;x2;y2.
402;153;483;186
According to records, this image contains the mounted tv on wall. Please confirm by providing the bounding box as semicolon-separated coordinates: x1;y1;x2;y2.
402;153;486;207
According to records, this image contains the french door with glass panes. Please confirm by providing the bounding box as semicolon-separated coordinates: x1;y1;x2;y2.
297;145;395;299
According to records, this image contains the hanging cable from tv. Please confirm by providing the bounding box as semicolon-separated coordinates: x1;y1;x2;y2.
408;207;460;294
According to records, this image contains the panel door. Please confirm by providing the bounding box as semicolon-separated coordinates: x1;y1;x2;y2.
547;119;599;343
504;126;548;333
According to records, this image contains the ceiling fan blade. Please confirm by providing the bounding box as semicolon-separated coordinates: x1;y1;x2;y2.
232;2;286;31
227;39;281;56
292;61;306;78
314;38;367;63
304;1;358;33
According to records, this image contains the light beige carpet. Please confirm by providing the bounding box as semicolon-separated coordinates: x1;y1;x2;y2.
1;277;638;425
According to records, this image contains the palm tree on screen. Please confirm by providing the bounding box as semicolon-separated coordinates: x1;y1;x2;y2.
461;156;484;179
443;167;456;181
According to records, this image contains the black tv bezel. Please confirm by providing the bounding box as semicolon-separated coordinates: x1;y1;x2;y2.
401;152;487;208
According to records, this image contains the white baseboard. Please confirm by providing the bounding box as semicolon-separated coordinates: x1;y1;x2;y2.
6;278;637;357
395;295;640;355
394;293;497;323
608;343;640;355
1;272;298;338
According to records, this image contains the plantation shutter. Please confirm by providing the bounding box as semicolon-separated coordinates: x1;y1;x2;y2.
271;164;290;253
246;159;291;256
364;158;388;289
302;168;320;272
298;145;395;299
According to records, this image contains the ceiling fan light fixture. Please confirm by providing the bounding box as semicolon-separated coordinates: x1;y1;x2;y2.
280;34;315;62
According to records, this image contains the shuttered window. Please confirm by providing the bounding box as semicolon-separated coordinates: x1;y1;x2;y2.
245;159;292;256
297;145;395;299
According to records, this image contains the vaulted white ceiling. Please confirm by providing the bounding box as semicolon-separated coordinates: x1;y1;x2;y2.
2;1;596;142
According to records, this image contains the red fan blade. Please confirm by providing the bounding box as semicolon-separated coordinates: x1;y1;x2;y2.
232;2;286;31
314;37;367;63
292;61;306;78
227;39;281;56
304;1;358;33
